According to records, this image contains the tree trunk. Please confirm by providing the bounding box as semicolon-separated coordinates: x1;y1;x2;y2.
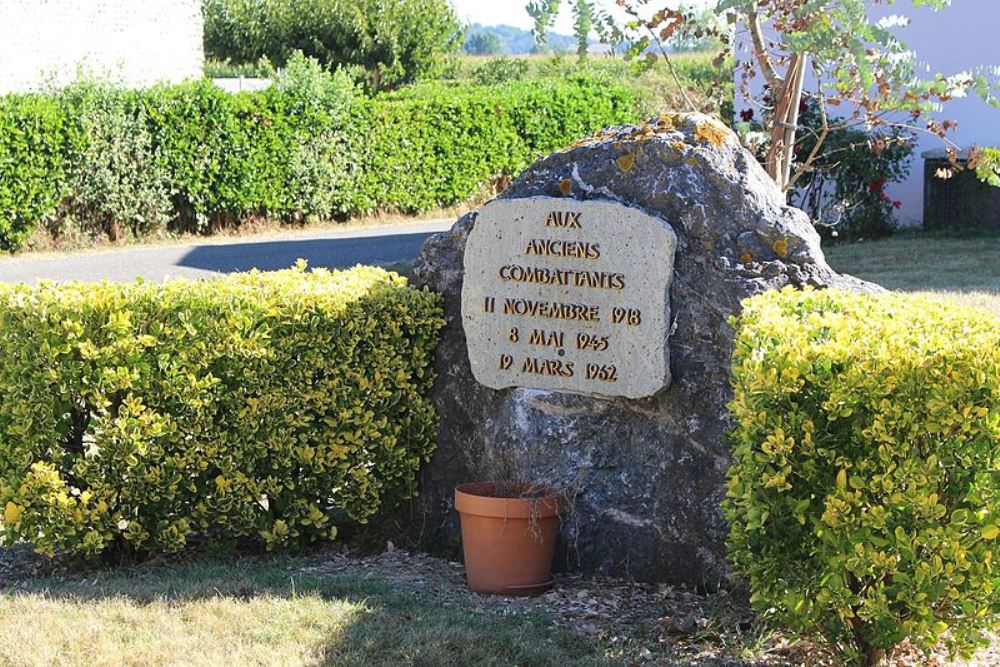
765;53;807;191
849;616;886;667
864;647;886;667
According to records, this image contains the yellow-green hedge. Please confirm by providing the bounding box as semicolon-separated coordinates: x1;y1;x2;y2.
725;288;1000;665
0;264;443;556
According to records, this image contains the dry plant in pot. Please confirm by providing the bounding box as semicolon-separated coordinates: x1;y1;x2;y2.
454;481;566;595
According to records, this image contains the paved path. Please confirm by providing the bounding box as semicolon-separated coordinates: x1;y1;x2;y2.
0;220;453;283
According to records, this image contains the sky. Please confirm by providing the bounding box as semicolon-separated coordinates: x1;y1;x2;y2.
451;0;571;33
451;0;713;35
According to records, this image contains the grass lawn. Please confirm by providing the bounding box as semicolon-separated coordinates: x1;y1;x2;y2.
0;555;608;667
823;232;1000;317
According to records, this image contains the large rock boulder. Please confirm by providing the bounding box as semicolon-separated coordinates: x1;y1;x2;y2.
410;112;879;586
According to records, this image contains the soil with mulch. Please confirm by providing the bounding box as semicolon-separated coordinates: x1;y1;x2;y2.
303;544;804;666
0;544;66;585
300;544;1000;667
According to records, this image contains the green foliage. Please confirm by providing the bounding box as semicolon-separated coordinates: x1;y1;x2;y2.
464;31;504;56
788;98;913;240
203;57;276;80
0;57;637;250
471;57;531;86
0;264;444;557
202;0;463;90
61;83;173;240
726;288;1000;666
975;148;1000;188
0;94;74;250
350;76;637;213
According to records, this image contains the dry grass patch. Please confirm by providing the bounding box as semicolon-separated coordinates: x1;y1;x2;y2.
0;555;605;667
0;590;360;666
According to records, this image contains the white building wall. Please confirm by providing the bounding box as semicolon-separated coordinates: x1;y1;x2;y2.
870;0;999;226
0;0;204;93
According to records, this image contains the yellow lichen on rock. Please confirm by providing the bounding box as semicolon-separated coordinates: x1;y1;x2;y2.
693;120;729;146
616;152;637;173
772;238;789;259
656;112;683;131
559;178;572;195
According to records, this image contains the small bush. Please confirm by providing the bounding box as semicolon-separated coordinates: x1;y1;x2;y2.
203;57;275;80
725;288;1000;666
0;264;443;557
735;97;914;240
793;99;913;240
471;57;530;85
62;83;173;240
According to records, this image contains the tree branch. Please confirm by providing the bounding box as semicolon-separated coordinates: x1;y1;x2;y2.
788;78;830;190
749;7;782;90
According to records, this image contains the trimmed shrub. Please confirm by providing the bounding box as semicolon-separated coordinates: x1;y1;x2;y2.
141;79;294;231
0;94;74;250
351;76;638;213
140;55;359;230
725;288;1000;666
0;65;638;249
0;265;443;557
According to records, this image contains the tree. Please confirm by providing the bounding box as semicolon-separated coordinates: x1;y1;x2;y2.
203;0;463;90
535;1;1000;193
465;31;504;56
527;0;599;61
722;0;1000;191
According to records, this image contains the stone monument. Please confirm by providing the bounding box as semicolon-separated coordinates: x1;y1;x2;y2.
462;197;676;399
411;112;877;586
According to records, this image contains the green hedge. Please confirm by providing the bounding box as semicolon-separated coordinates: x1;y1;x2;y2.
350;79;637;212
0;265;443;556
725;288;1000;665
0;95;76;250
0;58;639;250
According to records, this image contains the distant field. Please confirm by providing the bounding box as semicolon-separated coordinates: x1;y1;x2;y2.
823;233;1000;318
205;52;729;119
453;52;728;117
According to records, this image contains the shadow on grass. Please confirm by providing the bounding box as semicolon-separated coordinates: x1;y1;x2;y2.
0;555;626;667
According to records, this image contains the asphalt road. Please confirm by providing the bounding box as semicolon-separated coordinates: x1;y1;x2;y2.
0;220;453;283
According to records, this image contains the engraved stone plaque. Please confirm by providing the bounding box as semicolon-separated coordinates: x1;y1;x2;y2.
461;196;676;399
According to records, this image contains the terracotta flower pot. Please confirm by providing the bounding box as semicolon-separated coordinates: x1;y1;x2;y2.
455;481;564;595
